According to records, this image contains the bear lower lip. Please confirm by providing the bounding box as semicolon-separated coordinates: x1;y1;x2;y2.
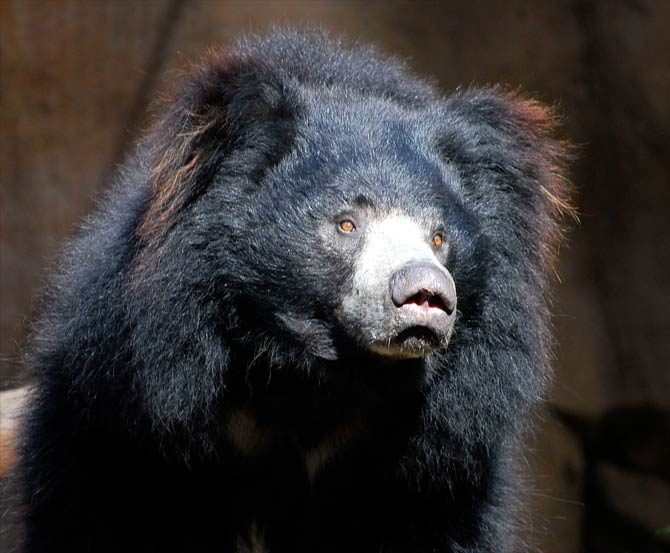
394;326;441;348
368;326;443;359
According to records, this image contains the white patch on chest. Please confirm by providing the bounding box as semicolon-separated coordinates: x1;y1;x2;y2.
226;409;271;456
227;408;359;483
303;423;358;483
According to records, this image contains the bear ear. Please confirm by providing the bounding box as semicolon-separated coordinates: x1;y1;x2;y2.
137;48;297;242
490;89;573;220
439;87;575;263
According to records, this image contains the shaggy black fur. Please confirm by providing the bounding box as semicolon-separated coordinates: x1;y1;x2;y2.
6;29;572;552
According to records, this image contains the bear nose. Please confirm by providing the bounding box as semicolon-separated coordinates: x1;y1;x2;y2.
389;262;456;315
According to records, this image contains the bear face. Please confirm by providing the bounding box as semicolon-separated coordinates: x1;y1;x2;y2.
191;94;468;364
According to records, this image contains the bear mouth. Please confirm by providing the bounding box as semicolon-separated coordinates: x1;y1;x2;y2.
369;326;442;359
394;326;441;350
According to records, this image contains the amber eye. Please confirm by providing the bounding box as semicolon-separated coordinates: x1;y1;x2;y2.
432;233;444;248
339;219;356;233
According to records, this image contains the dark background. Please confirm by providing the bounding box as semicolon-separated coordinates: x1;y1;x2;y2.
1;1;668;551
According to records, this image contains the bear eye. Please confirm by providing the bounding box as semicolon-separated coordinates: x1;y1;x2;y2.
431;233;444;248
339;219;356;233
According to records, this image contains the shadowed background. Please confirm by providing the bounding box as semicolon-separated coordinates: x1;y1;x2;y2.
1;1;668;552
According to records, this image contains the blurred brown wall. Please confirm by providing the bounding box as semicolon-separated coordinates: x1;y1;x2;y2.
1;1;668;552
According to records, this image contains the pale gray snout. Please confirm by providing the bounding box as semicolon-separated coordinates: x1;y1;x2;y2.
337;214;459;358
389;262;456;335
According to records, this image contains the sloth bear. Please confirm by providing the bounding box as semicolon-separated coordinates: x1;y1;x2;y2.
10;29;571;552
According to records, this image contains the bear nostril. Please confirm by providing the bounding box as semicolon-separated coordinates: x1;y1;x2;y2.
426;292;449;312
405;290;448;312
390;263;457;316
405;291;425;306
